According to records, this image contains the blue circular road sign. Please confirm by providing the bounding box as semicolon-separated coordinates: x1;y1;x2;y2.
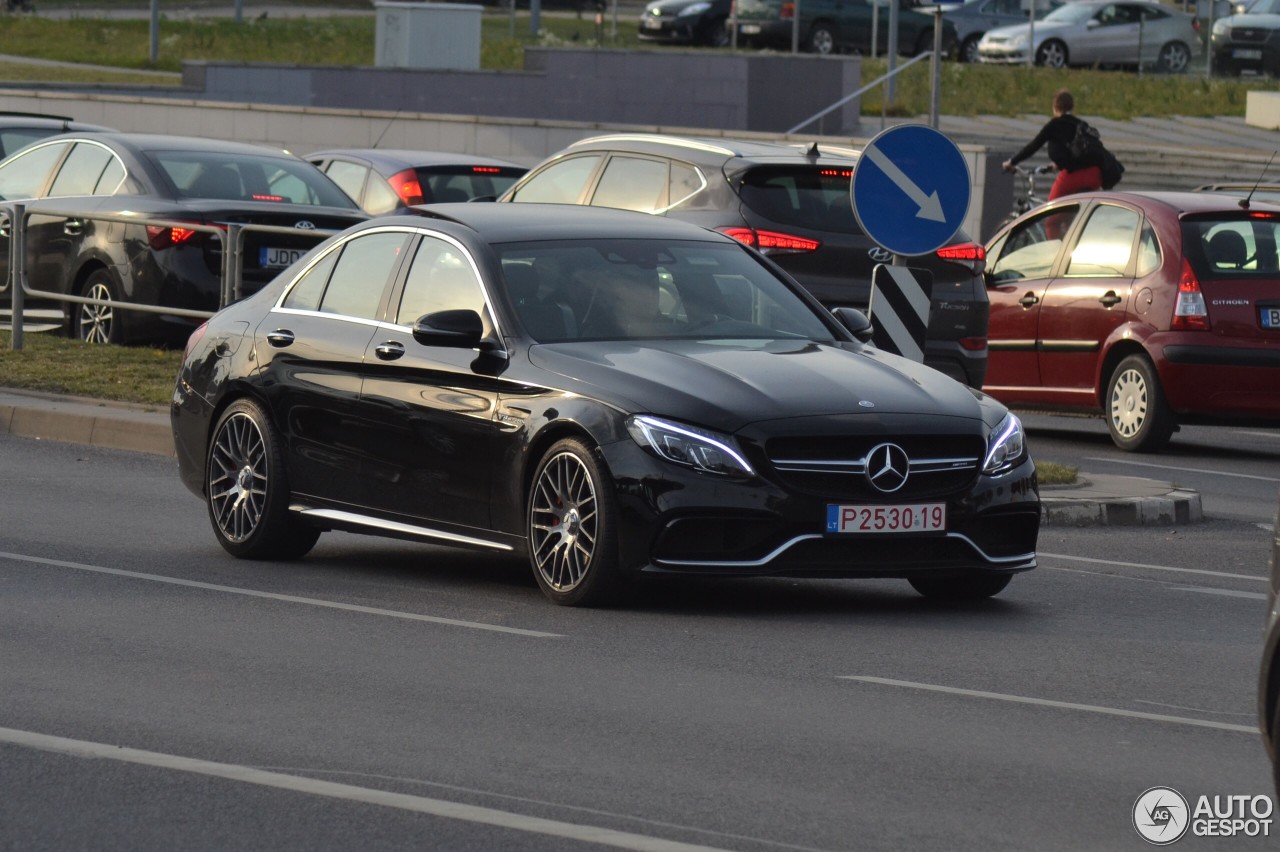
851;124;971;257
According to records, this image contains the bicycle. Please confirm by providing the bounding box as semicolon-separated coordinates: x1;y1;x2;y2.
1003;162;1056;225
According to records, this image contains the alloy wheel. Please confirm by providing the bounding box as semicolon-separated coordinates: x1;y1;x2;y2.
208;411;268;543
530;451;598;593
1159;42;1189;73
79;281;115;344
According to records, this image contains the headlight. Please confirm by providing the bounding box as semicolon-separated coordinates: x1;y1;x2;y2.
1213;19;1230;35
627;415;755;477
982;413;1026;475
1008;32;1028;49
678;1;712;14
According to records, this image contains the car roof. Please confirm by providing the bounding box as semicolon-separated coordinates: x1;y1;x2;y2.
564;133;859;167
387;202;739;243
36;131;299;158
1027;190;1280;217
306;148;526;170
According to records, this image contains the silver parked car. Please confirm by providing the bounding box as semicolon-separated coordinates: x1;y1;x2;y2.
976;0;1201;71
944;0;1066;63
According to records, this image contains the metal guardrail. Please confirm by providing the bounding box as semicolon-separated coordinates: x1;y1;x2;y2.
2;202;340;351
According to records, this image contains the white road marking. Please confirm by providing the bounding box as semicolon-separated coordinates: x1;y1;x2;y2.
1039;551;1265;582
840;677;1258;734
1232;430;1280;441
0;550;561;638
1173;587;1267;601
1083;456;1280;482
0;726;728;852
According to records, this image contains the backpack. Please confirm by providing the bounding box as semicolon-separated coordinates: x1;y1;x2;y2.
1069;119;1124;190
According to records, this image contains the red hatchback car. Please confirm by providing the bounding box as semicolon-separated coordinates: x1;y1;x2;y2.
982;191;1280;451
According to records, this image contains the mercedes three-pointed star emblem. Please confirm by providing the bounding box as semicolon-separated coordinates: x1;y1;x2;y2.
865;442;910;493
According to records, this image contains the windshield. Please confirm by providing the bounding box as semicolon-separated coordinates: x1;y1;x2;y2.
1043;3;1096;23
497;239;837;343
150;150;357;207
1245;0;1280;13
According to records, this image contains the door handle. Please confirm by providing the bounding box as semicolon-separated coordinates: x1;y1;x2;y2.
1019;292;1040;308
266;329;295;348
374;340;405;361
1098;291;1122;308
63;219;84;236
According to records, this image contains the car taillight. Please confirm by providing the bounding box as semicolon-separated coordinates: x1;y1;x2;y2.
146;225;199;250
472;166;501;174
936;242;985;263
959;336;987;351
1172;257;1210;331
390;169;425;206
780;1;795;17
717;226;820;253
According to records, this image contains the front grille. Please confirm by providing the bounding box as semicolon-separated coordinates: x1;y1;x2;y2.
765;434;983;500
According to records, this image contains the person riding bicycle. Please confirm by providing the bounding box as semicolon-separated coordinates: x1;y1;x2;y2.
1001;89;1101;201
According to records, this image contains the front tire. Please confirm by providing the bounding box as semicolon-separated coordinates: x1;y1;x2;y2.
910;573;1012;600
1106;354;1175;453
74;269;123;345
206;398;320;560
1036;39;1067;68
697;16;729;47
528;438;622;606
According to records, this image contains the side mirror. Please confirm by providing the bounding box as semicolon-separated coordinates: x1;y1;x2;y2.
832;306;875;344
412;309;483;349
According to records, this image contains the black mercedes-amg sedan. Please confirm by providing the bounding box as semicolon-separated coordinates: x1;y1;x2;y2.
172;204;1040;607
0;132;367;344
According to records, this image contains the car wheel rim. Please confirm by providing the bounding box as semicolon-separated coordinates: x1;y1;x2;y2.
1041;44;1064;67
1164;46;1187;72
1109;368;1148;439
530;451;597;593
963;38;979;62
813;30;833;53
79;281;114;344
209;412;268;543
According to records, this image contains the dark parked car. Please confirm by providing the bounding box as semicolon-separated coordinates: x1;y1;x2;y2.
307;148;527;215
0;111;112;159
171;204;1040;607
1212;0;1280;76
0;132;367;344
499;134;990;388
638;0;733;45
1260;498;1280;795
734;0;958;56
982;190;1280;451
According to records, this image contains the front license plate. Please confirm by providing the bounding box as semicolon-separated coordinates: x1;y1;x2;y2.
1263;306;1280;329
260;246;307;268
739;23;761;33
1234;48;1263;59
643;18;663;29
826;503;946;534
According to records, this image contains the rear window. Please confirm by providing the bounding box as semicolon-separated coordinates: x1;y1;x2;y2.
737;166;859;232
150;150;356;208
418;165;525;203
1182;215;1280;278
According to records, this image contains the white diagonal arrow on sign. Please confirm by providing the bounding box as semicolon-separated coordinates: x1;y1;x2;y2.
864;143;946;223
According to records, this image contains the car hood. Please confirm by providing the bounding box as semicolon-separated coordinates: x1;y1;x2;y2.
645;0;713;11
983;20;1071;40
1221;12;1280;25
528;338;986;433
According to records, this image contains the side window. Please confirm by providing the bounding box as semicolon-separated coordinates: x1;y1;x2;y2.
282;249;340;312
364;176;402;215
1135;223;1160;278
48;143;116;198
989;205;1080;282
396;237;491;332
0;142;69;200
1066;204;1139;277
508;155;602;204
95;157;127;195
590;155;668;213
669;163;704;209
317;231;410;320
323;160;369;207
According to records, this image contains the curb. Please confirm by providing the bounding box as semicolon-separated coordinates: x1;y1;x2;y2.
0;388;175;458
1040;478;1203;528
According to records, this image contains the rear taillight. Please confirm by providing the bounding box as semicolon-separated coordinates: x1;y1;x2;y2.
1172;257;1210;331
959;336;988;352
472;166;501;174
145;225;199;251
718;226;820;253
936;242;985;263
390;169;424;206
780;1;795;17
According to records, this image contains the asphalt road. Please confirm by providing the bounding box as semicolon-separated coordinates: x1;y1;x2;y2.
0;426;1275;850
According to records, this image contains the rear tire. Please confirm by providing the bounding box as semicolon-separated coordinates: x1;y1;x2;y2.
910;573;1012;600
206;398;320;560
1105;354;1175;453
74;269;124;345
960;34;982;63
